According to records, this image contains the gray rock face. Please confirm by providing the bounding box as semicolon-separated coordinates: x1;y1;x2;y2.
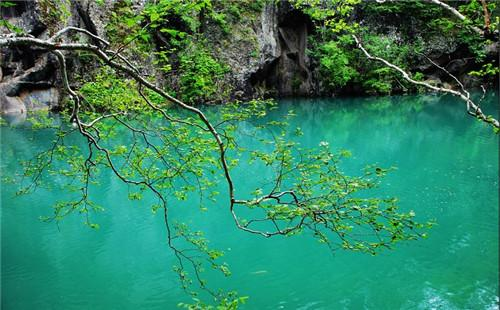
73;0;109;39
204;1;316;99
259;3;280;63
245;1;314;97
207;2;286;99
0;0;108;115
2;0;494;109
1;1;45;36
1;88;59;114
1;35;59;114
1;1;54;115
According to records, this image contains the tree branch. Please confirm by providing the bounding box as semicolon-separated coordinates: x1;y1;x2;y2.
353;35;499;129
1;27;432;301
423;0;484;36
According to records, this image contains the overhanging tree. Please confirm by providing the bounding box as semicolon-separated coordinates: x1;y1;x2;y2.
1;27;431;305
1;0;496;307
291;0;499;129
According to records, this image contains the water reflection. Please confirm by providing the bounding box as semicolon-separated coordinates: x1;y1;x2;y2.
1;93;498;309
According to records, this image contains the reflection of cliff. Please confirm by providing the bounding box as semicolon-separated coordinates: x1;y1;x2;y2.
274;93;497;146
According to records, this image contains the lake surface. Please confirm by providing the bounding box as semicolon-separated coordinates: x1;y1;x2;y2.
1;94;498;309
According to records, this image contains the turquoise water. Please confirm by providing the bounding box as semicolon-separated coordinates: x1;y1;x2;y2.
1;94;498;309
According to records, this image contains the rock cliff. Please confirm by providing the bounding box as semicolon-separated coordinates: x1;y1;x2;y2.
1;0;497;114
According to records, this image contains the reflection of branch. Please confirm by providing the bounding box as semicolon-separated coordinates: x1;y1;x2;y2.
82;111;126;127
353;35;499;129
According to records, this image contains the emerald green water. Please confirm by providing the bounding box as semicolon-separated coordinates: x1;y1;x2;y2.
1;94;498;309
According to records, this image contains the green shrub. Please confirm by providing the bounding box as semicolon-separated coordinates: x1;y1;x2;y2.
317;40;358;89
79;68;165;112
178;44;230;104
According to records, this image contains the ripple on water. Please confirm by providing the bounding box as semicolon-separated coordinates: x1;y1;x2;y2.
418;285;456;310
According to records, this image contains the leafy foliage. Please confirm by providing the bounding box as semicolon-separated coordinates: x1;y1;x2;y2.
356;33;423;94
9;0;496;307
79;68;165;112
178;43;230;104
314;39;358;90
104;0;240;104
469;62;500;77
300;0;498;95
7;77;432;307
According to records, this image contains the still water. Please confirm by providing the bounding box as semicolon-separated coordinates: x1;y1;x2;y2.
1;94;498;309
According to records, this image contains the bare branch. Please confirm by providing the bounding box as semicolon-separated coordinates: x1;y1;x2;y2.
353;35;499;129
479;0;491;35
418;52;468;96
423;0;484;36
49;26;110;47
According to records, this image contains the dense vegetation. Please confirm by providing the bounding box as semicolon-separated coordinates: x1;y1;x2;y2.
101;0;265;104
71;0;499;105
